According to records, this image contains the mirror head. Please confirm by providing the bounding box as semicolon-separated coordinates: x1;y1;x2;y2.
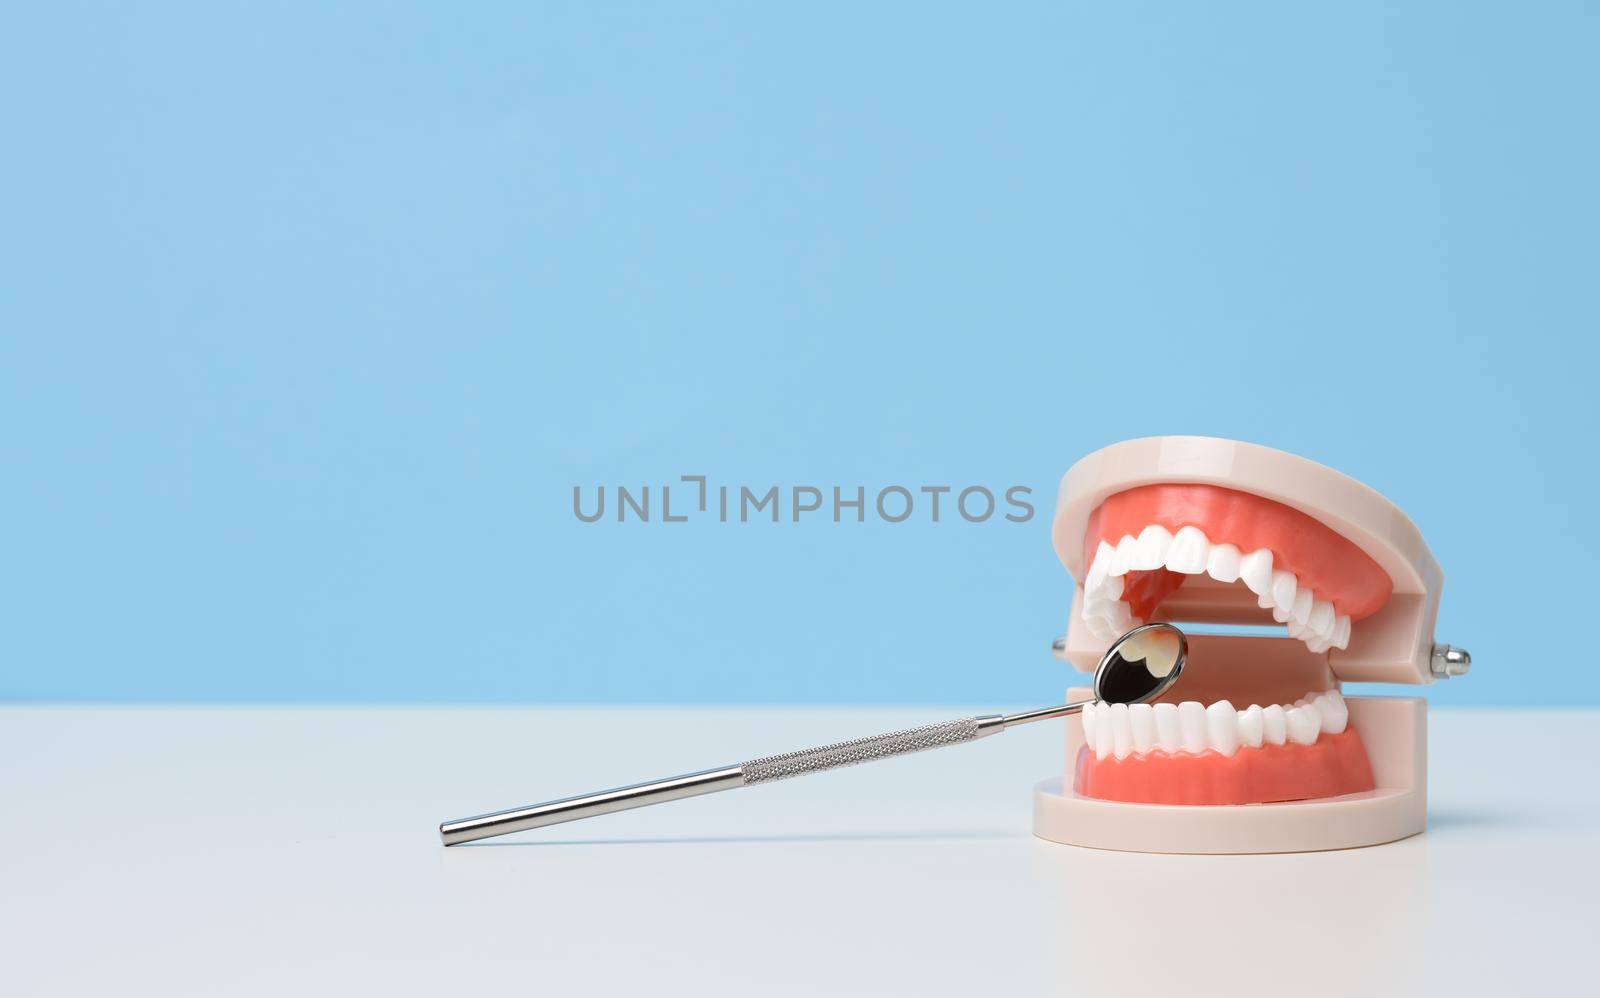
1093;622;1187;705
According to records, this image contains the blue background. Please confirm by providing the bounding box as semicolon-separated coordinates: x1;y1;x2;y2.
3;3;1595;705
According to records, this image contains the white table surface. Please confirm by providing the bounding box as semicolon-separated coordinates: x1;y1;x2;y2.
2;705;1593;996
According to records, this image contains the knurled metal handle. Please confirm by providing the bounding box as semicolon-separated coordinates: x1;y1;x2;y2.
740;717;984;785
440;712;1008;845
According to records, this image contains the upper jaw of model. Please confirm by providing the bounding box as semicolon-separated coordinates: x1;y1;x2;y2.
1078;482;1391;655
1052;437;1450;808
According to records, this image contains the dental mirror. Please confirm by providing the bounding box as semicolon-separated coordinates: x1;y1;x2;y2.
1092;621;1187;706
440;623;1189;845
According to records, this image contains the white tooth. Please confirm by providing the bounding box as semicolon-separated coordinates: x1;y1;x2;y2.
1291;588;1313;627
1131;525;1173;571
1262;704;1288;745
1305;635;1331;654
1081;607;1120;639
1165;526;1210;574
1087;572;1125;602
1084;542;1115;593
1140;629;1182;678
1083;597;1119;623
1308;600;1335;639
1082;592;1134;637
1109;703;1133;760
1206;543;1242;583
1153;702;1181;752
1314;690;1348;733
1206;700;1240;757
1081;702;1098;747
1271;570;1297;612
1239;549;1274;597
1238;705;1265;748
1094;537;1120;569
1084;615;1117;642
1111;535;1137;576
1286;704;1321;745
1333;615;1351;650
1119;629;1152;664
1095;707;1115;759
1128;704;1156;754
1178;701;1208;754
1286;619;1307;638
1271;604;1292;622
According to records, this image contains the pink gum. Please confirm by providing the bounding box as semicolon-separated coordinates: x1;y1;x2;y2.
1074;728;1377;806
1084;483;1392;619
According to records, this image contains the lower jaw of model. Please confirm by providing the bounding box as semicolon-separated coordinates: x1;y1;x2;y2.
1071;483;1391;807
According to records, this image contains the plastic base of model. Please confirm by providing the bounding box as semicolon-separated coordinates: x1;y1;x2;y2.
1032;697;1425;854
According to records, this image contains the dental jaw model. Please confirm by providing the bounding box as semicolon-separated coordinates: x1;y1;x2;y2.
1034;437;1469;853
